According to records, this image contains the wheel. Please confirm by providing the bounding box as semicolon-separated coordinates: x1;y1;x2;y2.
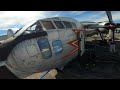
56;66;64;72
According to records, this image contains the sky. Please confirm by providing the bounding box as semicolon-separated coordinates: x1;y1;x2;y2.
0;11;120;36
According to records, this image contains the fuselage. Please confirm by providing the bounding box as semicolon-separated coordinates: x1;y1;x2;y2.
4;17;86;78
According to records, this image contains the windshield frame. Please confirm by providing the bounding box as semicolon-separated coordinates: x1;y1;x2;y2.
13;20;38;37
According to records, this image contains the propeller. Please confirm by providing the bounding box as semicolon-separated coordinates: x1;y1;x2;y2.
89;11;120;42
106;11;113;24
105;11;117;42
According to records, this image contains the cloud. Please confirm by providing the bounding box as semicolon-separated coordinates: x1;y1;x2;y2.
90;11;120;22
0;11;120;32
110;11;120;22
0;11;56;30
75;11;107;22
67;11;87;16
0;11;86;31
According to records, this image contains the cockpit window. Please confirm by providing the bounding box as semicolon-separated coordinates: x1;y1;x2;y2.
41;21;56;30
30;22;43;31
62;21;73;29
30;24;37;31
53;21;65;29
24;22;43;34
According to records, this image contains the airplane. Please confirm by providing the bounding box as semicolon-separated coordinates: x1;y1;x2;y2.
0;11;119;79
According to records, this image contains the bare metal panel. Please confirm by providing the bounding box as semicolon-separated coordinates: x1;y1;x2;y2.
4;17;86;79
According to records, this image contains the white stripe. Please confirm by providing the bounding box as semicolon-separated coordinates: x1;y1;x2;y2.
72;40;78;47
68;48;78;55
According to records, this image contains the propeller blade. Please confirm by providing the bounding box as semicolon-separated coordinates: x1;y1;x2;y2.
113;29;115;41
106;11;113;24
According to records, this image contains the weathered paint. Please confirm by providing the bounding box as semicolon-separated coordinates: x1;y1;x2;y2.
5;17;85;79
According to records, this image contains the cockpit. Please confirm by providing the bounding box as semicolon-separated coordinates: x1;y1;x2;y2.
0;17;78;44
23;18;77;35
0;17;79;61
23;21;43;35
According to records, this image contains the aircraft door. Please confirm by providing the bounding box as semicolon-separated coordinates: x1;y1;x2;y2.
80;32;85;56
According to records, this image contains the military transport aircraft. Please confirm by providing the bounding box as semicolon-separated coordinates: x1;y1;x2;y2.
0;11;119;79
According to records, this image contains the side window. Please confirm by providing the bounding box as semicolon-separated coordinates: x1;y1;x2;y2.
53;21;65;29
37;38;52;59
52;40;63;55
71;22;77;28
41;21;56;30
62;21;73;28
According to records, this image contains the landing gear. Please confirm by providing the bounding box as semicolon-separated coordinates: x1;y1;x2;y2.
114;64;120;72
98;40;108;46
108;40;116;53
86;51;96;70
56;66;64;71
78;50;96;70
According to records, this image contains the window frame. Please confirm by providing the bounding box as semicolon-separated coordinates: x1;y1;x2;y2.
53;20;65;29
62;21;73;29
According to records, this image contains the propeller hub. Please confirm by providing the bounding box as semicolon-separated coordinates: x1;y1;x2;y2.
105;23;116;30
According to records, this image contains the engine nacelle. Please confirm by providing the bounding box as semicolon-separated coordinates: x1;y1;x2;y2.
98;21;108;32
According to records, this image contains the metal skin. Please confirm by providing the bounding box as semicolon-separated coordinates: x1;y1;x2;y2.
0;11;119;79
4;17;86;78
82;21;109;37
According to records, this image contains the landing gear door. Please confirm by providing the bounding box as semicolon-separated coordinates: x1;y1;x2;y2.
80;32;85;56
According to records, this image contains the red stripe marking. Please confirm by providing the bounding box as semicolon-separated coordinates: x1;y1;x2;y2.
62;29;80;59
62;39;78;59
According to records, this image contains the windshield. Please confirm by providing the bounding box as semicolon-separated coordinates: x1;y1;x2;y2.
13;26;24;35
13;21;37;37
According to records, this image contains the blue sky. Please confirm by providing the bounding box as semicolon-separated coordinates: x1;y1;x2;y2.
0;11;120;36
